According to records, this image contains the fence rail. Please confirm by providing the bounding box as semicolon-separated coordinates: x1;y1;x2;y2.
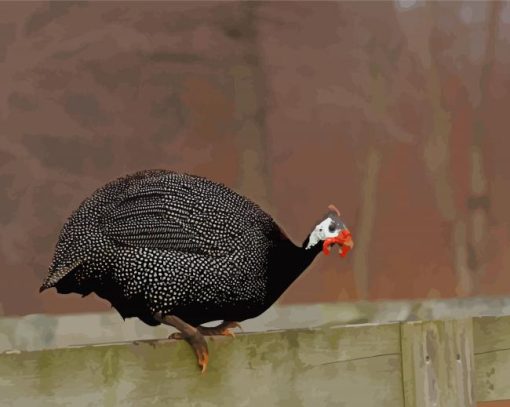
1;315;509;406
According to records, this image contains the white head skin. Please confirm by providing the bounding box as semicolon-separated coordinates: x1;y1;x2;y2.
305;214;345;249
305;206;347;250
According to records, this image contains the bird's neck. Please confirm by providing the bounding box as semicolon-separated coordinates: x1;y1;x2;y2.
265;230;322;303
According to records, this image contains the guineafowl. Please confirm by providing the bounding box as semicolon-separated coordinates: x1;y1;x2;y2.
40;169;353;372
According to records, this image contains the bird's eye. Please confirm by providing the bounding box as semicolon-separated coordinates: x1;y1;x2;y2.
328;223;336;233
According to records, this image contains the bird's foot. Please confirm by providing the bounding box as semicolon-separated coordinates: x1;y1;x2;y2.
168;331;208;373
154;312;209;373
198;321;242;338
186;331;209;373
169;322;242;339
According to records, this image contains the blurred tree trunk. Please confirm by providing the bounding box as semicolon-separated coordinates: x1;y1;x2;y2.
418;2;470;295
423;2;501;296
352;145;382;298
466;0;501;292
350;14;395;298
232;2;272;212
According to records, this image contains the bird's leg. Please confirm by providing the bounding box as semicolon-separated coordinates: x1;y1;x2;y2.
169;321;242;339
168;321;243;339
153;312;209;373
198;321;242;338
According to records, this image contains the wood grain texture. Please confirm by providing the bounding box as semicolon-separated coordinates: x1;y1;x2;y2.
474;316;510;354
0;325;404;407
475;349;510;402
401;319;476;407
2;316;510;406
474;316;510;402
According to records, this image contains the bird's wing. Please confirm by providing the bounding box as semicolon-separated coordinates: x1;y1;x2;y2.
98;175;238;256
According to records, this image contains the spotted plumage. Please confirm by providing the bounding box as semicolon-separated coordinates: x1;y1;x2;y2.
40;170;352;354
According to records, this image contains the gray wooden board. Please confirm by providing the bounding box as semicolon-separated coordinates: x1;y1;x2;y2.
473;316;510;354
401;319;476;407
0;325;404;407
475;349;510;402
2;315;510;405
4;297;510;353
474;316;510;402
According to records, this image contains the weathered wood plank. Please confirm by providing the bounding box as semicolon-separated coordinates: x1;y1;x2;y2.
4;298;510;353
401;319;476;407
473;315;510;402
1;315;510;406
475;349;510;402
473;316;510;354
0;325;404;407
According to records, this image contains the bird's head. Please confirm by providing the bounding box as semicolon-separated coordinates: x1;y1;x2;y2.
305;204;354;257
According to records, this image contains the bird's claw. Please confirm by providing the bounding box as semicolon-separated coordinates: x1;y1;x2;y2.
197;321;242;337
168;329;209;372
186;331;209;373
231;322;243;332
223;329;236;338
164;320;241;373
222;322;243;337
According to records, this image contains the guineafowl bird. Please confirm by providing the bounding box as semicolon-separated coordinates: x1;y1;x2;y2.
40;169;354;372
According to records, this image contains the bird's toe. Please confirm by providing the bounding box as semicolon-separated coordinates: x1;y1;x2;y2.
231;322;243;332
186;331;209;373
197;321;242;337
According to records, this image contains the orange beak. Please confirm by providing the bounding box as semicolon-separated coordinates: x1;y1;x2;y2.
322;229;354;258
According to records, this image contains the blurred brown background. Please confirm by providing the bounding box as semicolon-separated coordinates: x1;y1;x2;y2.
1;1;510;317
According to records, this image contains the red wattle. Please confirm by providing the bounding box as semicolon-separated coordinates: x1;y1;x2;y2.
322;230;353;258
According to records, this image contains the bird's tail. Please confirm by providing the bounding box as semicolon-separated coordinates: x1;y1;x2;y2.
39;260;83;293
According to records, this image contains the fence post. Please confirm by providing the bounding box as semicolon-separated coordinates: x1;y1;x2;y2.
401;318;476;407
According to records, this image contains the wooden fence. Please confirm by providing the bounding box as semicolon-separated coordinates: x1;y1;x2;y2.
0;315;509;406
